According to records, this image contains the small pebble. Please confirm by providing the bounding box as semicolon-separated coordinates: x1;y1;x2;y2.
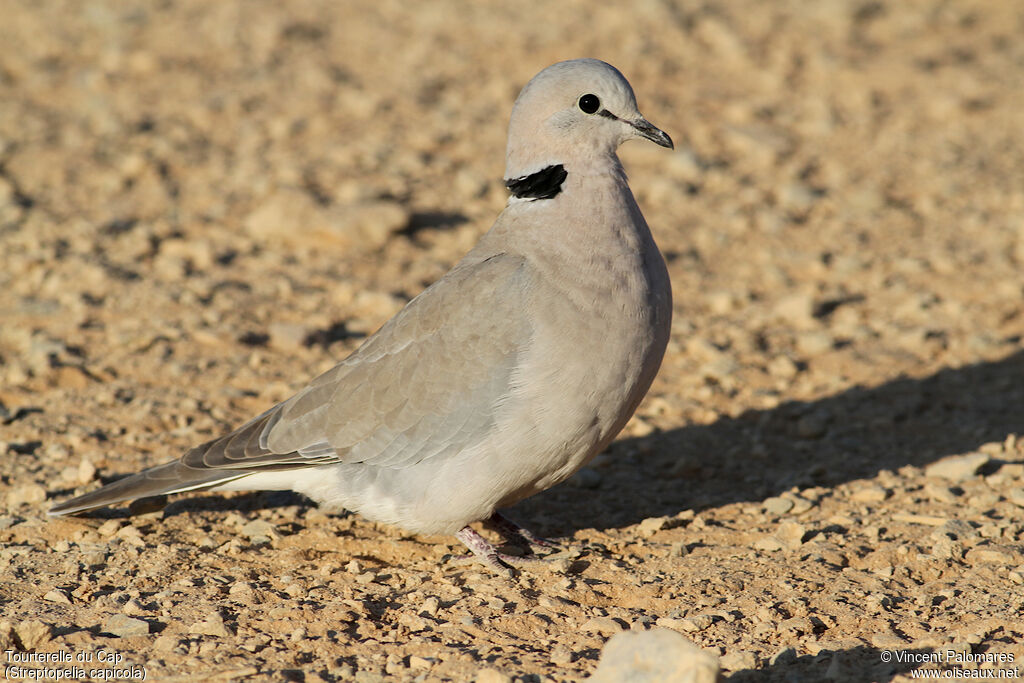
103;615;150;638
754;537;785;552
409;655;435;669
924;453;990;483
796;413;828;439
763;496;794;515
931;519;979;543
420;596;440;617
240;519;280;545
850;485;888;503
720;650;757;671
581;616;624;635
122;598;148;615
268;322;308;350
639;516;670;535
965;547;1017;566
475;669;512;683
570;467;602;489
78;458;97;483
924;482;958;503
656;615;712;633
550;644;574;665
788;496;814;514
189;613;232;637
7;484;46;508
669;541;689;557
97;519;122;536
775;521;807;549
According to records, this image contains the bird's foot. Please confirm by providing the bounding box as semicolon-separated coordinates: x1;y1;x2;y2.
454;526;535;575
485;512;559;550
453;516;563;574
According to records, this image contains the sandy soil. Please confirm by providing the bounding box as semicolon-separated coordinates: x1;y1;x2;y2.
2;0;1024;681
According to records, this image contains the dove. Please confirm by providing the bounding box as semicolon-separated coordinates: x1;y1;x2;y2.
49;58;674;572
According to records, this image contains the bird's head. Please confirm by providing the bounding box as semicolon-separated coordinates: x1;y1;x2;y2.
505;59;673;181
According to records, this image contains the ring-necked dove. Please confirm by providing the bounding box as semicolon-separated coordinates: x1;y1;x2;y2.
49;58;674;572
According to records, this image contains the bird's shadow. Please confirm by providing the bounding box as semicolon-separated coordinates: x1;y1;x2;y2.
725;645;942;682
511;347;1024;536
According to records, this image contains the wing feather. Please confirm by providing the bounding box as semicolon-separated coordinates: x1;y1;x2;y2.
190;253;530;471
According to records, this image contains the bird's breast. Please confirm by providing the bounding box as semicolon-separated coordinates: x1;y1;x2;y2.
489;228;670;503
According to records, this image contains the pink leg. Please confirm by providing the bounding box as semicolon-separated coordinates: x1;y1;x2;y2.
455;526;517;574
486;513;558;549
452;512;565;573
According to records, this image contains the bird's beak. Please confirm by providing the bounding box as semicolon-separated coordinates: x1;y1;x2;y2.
630;118;674;149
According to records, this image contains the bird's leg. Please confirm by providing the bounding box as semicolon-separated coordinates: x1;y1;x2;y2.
454;525;538;573
485;512;558;550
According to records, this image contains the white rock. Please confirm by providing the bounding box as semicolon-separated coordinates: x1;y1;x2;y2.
590;627;720;683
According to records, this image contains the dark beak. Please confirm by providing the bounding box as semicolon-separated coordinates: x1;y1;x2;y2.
631;118;674;149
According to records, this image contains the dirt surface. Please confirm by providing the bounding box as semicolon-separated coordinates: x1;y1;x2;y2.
3;1;1024;681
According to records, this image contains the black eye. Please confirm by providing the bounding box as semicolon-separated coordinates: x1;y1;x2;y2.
578;94;600;114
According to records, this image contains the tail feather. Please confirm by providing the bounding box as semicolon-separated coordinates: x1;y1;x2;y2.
48;405;322;517
47;460;248;517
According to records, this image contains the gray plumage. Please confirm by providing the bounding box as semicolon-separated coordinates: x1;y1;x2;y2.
49;59;674;569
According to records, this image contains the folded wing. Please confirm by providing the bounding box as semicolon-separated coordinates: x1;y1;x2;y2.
49;253;532;515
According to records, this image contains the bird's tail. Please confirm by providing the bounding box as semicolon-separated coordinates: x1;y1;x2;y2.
47;459;248;517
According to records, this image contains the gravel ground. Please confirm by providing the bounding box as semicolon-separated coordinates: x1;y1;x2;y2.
2;1;1024;681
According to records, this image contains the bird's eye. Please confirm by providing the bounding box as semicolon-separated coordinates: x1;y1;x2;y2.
578;94;601;114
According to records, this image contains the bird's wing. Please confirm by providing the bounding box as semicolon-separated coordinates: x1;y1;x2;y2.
183;252;532;472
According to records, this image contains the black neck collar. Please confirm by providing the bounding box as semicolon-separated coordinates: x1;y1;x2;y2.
505;164;567;200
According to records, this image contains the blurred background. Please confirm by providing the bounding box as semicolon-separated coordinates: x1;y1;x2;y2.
2;1;1024;680
3;0;1023;492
